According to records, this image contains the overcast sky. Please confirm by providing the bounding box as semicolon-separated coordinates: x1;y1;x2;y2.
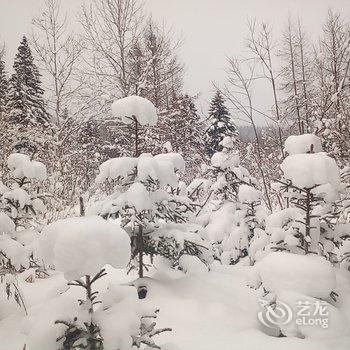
1;0;350;122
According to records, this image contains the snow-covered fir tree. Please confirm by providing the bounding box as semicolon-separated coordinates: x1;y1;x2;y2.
204;90;238;158
250;134;344;262
0;56;9;172
35;215;170;350
158;94;205;181
92;96;212;278
5;36;54;157
193;136;266;264
0;152;48;313
0;56;7;115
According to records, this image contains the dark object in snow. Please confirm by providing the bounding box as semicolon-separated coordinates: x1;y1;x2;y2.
138;285;148;299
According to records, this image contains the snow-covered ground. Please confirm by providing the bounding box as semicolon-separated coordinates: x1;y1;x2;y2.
1;259;349;350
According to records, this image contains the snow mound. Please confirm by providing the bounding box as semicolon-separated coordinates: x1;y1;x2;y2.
277;291;347;340
111;95;158;126
284;134;322;155
281;153;341;189
7;153;47;180
37;216;131;280
256;252;336;299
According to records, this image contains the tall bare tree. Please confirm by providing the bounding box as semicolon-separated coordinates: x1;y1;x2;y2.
279;17;313;134
313;10;350;163
246;20;285;158
222;58;272;210
32;0;82;125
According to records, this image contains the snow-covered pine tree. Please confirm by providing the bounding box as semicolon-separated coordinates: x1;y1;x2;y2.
0;56;7;115
252;134;344;262
0;153;48;313
204;90;238;158
36;215;170;350
93;96;211;278
5;36;54;157
1;153;47;231
158;94;205;181
0;56;9;172
196;136;266;264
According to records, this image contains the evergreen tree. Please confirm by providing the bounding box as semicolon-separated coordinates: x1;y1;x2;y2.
0;57;9;172
5;36;52;155
159;94;205;181
0;57;7;114
204;90;238;157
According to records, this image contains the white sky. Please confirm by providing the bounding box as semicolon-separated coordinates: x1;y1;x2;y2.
1;0;350;123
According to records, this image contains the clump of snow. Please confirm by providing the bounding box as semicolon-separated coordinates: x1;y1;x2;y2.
211;151;240;170
2;188;32;211
238;185;262;203
95;284;158;350
0;234;30;270
114;182;153;212
220;136;235;149
205;202;236;242
256;252;336;299
284;134;322;155
96;153;184;188
111;95;158;126
0;213;15;236
281;153;341;189
178;255;208;275
7;153;47;181
37;216;131;280
96;157;138;183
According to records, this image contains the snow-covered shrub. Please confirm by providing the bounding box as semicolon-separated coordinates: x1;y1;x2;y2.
209;137;254;202
0;153;48;311
197;137;267;264
1;153;47;230
92;96;212;278
254;134;344;260
35;215;170;349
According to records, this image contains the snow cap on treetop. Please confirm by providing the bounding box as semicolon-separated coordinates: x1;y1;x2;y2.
111;95;158;126
284;134;322;155
37;215;131;280
220;136;235;150
281;153;341;189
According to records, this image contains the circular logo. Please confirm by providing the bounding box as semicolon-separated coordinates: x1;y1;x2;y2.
258;299;293;328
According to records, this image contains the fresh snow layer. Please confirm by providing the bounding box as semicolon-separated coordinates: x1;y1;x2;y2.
256;252;336;299
284;134;323;155
0;263;349;350
111;95;158;126
37;215;131;280
281;153;341;189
